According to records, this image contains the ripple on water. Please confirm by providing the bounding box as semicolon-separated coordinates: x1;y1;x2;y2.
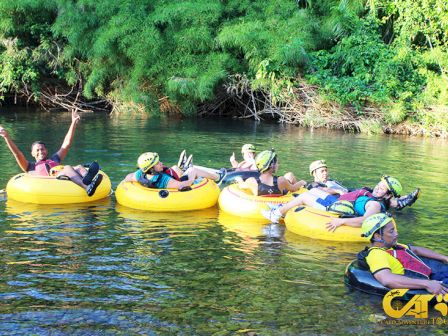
0;115;447;334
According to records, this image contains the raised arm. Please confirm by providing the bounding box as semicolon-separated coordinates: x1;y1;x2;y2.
230;152;238;168
56;109;80;161
0;126;29;172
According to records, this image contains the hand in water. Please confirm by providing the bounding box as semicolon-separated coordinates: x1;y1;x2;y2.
72;109;81;124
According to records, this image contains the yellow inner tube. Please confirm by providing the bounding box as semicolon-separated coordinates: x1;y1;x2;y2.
285;206;369;242
115;178;220;211
6;171;112;204
218;184;305;219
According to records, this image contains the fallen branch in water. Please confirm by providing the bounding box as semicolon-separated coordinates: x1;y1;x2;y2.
200;74;383;132
11;79;112;113
38;81;111;113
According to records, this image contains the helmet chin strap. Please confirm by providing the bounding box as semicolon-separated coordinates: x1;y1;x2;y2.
373;233;395;248
372;229;389;245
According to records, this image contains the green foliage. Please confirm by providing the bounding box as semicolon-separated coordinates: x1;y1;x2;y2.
0;0;60;99
0;0;447;131
307;16;436;122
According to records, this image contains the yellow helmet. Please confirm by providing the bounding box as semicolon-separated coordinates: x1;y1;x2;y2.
361;213;396;240
241;144;256;154
309;160;327;176
255;150;277;173
327;200;355;216
381;175;402;198
137;152;159;172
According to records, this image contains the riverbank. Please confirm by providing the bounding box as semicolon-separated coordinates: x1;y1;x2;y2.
3;82;448;138
197;76;448;138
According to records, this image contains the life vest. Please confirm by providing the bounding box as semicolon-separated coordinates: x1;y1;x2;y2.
162;166;180;180
339;188;388;215
256;176;284;196
306;181;326;190
34;160;60;176
357;245;432;279
339;188;374;202
386;245;432;279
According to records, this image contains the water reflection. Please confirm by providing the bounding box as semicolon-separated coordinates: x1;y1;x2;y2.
0;112;447;334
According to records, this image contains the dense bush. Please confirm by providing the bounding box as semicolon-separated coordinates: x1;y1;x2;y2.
0;0;447;131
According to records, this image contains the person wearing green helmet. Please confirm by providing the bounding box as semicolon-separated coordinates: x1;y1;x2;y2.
307;160;348;195
235;150;306;196
263;175;419;227
124;152;227;189
229;144;257;171
357;213;448;295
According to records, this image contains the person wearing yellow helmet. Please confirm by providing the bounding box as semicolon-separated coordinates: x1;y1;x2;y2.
307;160;348;195
263;175;418;227
357;213;448;295
124;152;227;189
230;144;257;171
236;150;306;196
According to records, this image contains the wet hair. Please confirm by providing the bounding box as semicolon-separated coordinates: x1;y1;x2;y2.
31;141;47;151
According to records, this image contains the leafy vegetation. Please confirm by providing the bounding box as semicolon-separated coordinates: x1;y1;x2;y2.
0;0;447;134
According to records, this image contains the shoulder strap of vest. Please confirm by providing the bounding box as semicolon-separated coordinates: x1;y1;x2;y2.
357;247;376;270
395;244;426;263
147;173;162;188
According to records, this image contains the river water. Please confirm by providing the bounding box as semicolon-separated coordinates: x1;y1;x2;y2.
0;110;447;335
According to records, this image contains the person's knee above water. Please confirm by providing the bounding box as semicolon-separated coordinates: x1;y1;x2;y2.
307;160;348;195
230;144;257;171
124;152;226;189
263;175;418;227
0;110;103;196
358;213;448;295
236;150;306;196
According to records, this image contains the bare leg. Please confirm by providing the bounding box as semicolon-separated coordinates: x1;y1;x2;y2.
308;188;331;198
279;191;327;215
57;165;88;191
190;165;219;175
170;165;184;177
184;166;219;181
73;165;88;176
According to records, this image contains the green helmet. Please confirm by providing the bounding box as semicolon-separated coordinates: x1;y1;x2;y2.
137;152;159;173
255;150;277;173
309;160;327;176
361;213;395;240
241;144;256;154
381;175;402;198
327;200;355;216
